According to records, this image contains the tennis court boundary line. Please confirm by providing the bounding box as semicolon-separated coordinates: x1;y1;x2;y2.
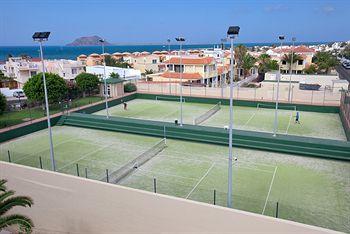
58;143;113;171
186;162;216;199
262;166;278;215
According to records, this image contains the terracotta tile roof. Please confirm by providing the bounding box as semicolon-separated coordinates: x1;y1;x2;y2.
164;57;214;65
29;58;42;62
161;71;202;80
273;46;315;54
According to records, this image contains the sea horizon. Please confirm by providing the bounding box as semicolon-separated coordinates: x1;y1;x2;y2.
0;41;329;61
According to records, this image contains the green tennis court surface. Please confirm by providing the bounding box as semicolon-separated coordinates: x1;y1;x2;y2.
93;98;347;141
0;126;349;232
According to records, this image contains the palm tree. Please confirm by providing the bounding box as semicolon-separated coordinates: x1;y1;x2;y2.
282;52;303;73
234;45;248;80
0;179;34;233
109;72;120;79
313;51;339;74
241;54;257;77
234;44;248;69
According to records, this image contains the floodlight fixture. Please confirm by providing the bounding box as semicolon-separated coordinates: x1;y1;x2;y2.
99;38;105;43
227;26;240;38
292;37;296;42
32;32;50;41
279;35;285;41
175;37;185;42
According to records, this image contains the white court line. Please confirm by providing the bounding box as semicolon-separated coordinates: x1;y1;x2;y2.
58;143;113;171
13;136;78;164
136;168;198;181
161;154;274;174
242;110;258;128
262;166;278;215
185;162;216;199
285;112;293;134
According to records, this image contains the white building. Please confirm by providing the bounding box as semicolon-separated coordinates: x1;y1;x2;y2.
86;65;141;80
3;57;41;88
45;59;85;82
3;57;85;87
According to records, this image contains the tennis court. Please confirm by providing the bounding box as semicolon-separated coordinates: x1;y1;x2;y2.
0;125;349;232
93;98;347;141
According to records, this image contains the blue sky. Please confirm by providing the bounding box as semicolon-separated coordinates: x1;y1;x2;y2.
1;0;349;45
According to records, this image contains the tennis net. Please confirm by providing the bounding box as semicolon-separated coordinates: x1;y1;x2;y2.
156;96;186;102
257;103;297;111
102;138;167;183
193;102;221;125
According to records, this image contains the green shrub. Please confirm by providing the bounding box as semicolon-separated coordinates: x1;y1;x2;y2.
124;83;137;92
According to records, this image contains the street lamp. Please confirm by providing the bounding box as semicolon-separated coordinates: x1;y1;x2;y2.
99;39;110;119
167;39;171;94
288;37;296;102
227;26;240;208
273;35;285;137
175;37;185;126
32;31;56;171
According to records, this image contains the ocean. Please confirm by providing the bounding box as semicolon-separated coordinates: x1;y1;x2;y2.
0;42;326;61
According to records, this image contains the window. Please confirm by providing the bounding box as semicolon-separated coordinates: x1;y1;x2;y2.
282;60;287;65
174;65;183;73
63;73;66;77
72;68;77;74
152;59;157;64
30;71;37;77
298;60;303;65
204;65;207;72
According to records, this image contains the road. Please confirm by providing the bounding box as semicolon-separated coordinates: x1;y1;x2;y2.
336;65;350;83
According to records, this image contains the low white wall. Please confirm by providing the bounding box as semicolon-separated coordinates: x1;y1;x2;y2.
86;65;141;80
264;72;348;89
0;162;336;234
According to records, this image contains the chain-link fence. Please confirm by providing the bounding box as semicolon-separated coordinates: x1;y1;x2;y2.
1;150;348;233
136;81;343;106
0;96;104;129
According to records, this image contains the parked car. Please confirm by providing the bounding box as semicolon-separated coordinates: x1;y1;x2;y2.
342;62;350;69
299;82;321;90
13;91;25;98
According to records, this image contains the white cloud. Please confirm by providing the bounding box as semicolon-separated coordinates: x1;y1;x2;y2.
264;4;288;12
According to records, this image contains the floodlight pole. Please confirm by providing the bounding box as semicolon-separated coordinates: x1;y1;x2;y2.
180;41;183;126
288;37;296;102
273;36;285;137
176;37;185;126
227;35;235;208
167;39;171;94
101;40;110;118
38;40;56;171
221;39;226;98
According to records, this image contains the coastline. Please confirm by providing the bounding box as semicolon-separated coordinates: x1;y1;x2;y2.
0;41;328;61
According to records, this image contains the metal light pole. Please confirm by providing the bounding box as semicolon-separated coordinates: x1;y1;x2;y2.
167;39;171;94
288;37;296;102
99;39;110;119
273;35;285;137
221;38;227;98
227;26;240;208
176;37;185;126
32;32;56;171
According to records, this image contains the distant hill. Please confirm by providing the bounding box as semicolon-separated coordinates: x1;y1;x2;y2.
66;36;113;46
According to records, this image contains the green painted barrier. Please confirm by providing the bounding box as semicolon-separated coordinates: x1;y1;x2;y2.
60;113;350;161
0;116;61;143
0;94;138;143
136;93;340;113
